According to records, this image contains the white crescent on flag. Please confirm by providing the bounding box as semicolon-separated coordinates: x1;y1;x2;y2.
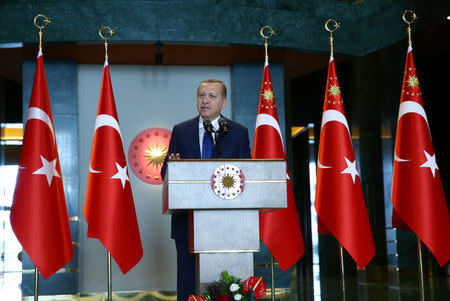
27;107;56;145
89;164;102;174
398;101;429;129
255;113;290;179
321;109;351;138
394;154;409;162
94;114;122;139
89;114;123;174
318;160;332;169
318;109;351;169
395;101;430;162
255;113;284;150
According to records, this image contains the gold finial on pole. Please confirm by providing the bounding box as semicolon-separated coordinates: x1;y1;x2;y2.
99;26;115;60
402;10;417;46
260;25;275;61
325;19;340;57
34;14;51;50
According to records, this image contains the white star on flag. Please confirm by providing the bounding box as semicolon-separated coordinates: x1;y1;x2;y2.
111;162;129;188
341;157;359;184
33;155;61;186
420;150;439;178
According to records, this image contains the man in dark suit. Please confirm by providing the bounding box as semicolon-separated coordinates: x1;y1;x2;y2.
161;79;251;301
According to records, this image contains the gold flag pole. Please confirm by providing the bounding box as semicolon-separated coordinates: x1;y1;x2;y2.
34;14;51;51
260;25;275;64
107;250;112;301
325;19;346;301
402;11;425;301
416;237;426;301
32;16;51;301
403;10;417;47
99;25;115;61
34;266;39;301
259;25;276;301
99;26;115;301
325;19;340;58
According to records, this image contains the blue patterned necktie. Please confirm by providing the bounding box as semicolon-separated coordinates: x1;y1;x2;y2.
202;131;214;159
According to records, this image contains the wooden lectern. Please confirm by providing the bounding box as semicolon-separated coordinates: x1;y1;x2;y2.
163;159;287;292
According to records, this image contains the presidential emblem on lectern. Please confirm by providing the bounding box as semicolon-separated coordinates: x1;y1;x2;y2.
211;164;245;199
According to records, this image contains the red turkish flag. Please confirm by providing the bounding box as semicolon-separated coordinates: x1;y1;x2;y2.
315;56;375;269
84;60;143;274
252;61;305;271
10;50;73;279
391;45;450;266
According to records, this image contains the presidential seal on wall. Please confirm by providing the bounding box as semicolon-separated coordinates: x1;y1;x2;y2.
128;128;171;184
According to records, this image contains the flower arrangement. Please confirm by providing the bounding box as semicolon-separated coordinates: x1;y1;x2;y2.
188;271;267;301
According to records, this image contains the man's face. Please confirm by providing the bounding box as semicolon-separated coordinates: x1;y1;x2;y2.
197;82;227;120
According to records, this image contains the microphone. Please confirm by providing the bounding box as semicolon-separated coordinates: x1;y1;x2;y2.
203;120;214;134
203;119;216;156
214;118;228;159
218;117;228;134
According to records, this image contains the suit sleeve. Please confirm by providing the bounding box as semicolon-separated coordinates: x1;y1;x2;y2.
161;126;178;180
239;128;251;159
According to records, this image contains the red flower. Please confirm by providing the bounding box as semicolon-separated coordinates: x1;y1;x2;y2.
219;294;231;301
243;277;266;299
188;295;207;301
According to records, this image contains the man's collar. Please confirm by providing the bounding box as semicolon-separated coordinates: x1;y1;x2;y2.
199;115;220;130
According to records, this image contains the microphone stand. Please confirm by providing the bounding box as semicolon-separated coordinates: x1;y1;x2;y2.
214;131;223;159
204;118;228;159
215;118;228;159
203;120;219;158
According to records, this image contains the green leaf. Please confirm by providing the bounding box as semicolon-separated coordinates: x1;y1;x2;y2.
223;270;230;281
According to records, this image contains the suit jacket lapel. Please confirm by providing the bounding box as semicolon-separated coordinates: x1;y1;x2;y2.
188;116;201;158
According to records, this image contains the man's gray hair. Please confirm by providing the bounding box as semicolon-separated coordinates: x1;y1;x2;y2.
198;79;227;98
